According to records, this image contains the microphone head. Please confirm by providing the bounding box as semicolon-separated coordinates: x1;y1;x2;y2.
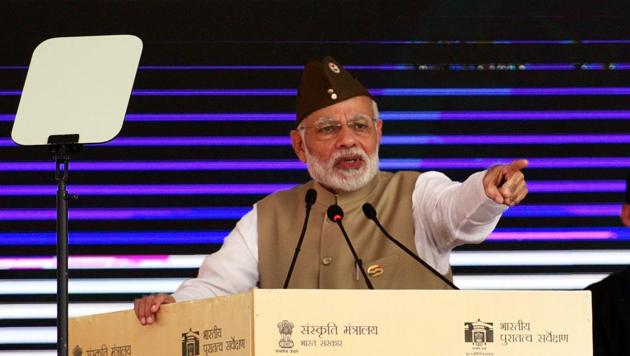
305;188;317;207
326;204;344;222
362;203;377;220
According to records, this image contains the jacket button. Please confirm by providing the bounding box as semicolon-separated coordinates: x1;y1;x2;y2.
321;256;333;265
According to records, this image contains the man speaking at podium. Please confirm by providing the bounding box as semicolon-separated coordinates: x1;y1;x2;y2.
135;56;529;325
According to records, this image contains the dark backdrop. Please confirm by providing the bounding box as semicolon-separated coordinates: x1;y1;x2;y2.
1;1;629;352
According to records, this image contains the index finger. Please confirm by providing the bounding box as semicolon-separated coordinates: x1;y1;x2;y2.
507;159;528;173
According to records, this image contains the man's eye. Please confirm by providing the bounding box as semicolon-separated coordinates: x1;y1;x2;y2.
318;125;338;134
350;122;369;130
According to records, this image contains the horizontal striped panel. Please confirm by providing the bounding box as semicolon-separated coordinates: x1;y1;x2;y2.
0;204;621;221
0;231;227;245
1;157;629;171
4;134;630;147
1;250;627;270
0;255;206;270
0;327;55;344
0;303;131;319
454;273;607;290
4;110;630;122
0;180;622;196
5;87;630;97
451;250;630;266
488;227;630;241
0;278;183;294
0;184;296;196
1;62;630;71
0;227;628;246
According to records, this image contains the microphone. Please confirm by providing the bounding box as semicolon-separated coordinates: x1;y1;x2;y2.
326;204;374;289
283;189;317;288
362;203;459;290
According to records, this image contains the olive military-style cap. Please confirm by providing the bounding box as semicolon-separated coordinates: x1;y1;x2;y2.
296;56;373;124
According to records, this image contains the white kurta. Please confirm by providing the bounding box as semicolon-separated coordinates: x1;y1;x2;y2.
173;170;507;301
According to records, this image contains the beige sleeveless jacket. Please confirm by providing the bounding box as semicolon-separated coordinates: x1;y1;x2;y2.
257;171;453;290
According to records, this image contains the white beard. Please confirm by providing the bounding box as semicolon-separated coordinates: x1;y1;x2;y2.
304;145;380;193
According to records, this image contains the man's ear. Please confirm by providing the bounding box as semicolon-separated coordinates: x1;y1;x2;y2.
290;130;307;163
376;119;383;144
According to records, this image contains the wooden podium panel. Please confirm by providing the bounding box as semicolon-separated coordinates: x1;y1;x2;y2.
69;289;591;356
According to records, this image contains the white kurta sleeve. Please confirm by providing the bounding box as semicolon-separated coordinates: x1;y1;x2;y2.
412;170;508;274
172;205;260;302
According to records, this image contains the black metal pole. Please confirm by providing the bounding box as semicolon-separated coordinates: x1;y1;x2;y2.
55;155;69;356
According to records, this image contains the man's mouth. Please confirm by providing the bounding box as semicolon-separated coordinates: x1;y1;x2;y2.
334;155;364;170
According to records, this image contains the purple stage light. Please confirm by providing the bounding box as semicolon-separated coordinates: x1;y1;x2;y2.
3;134;629;147
0;87;610;97
0;231;228;245
1;157;629;172
140;65;303;70
488;230;616;241
0;181;623;196
1;227;629;246
526;181;625;193
479;40;578;44
520;64;575;70
0;207;250;221
132;89;296;96
0;184;297;196
503;204;621;218
582;40;630;44
3;111;630;123
0;204;621;221
6;62;630;71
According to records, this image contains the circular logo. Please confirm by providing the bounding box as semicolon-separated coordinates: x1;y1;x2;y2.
328;62;341;74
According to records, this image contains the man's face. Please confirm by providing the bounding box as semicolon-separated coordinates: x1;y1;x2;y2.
290;96;383;192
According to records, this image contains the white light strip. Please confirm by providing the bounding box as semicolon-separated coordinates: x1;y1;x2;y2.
451;249;630;266
4;250;627;270
0;327;55;344
0;255;206;270
454;273;608;290
0;278;184;294
0;303;132;319
0;351;55;355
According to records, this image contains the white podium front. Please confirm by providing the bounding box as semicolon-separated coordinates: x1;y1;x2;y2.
70;289;591;356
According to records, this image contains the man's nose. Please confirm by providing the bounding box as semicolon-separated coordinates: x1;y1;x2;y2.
335;123;357;148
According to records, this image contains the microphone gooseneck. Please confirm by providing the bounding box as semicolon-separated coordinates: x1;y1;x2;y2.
327;204;374;289
362;202;459;290
283;189;317;288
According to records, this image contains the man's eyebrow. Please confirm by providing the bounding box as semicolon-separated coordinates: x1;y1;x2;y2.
350;113;372;120
314;116;336;124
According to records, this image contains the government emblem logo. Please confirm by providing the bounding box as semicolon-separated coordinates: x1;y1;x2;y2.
182;328;200;356
277;320;295;348
464;319;494;346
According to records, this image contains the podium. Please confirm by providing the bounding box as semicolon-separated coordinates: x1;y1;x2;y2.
69;289;592;355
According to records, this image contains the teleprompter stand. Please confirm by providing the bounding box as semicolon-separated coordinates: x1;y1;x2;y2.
11;35;143;356
48;134;81;356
